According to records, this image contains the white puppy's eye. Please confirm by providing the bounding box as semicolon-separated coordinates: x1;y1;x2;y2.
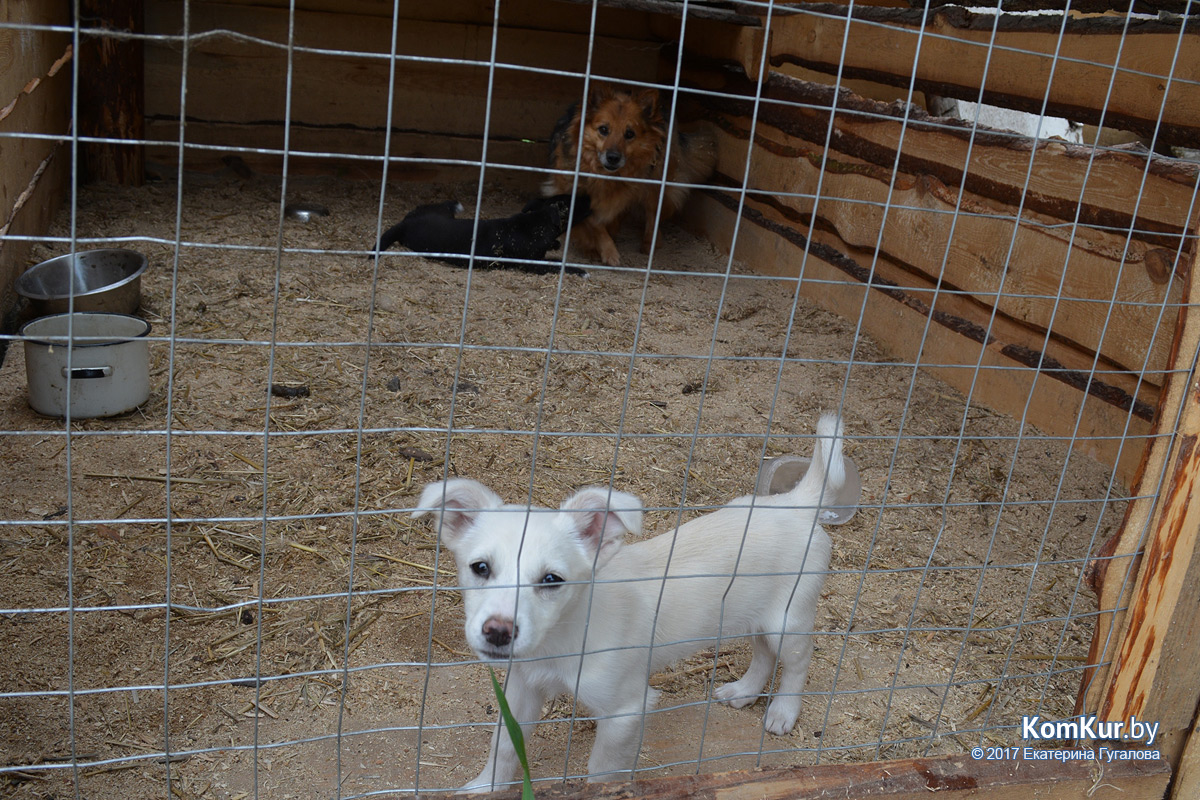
539;573;564;587
470;561;490;578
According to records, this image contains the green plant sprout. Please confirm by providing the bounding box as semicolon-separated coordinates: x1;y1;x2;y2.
489;667;535;799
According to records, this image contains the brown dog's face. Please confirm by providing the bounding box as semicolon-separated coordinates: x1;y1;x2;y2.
580;86;665;177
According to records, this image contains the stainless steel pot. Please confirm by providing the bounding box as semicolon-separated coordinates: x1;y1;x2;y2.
21;312;151;418
16;249;147;315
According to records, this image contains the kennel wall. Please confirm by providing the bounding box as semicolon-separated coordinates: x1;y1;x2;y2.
0;2;71;343
2;0;1200;798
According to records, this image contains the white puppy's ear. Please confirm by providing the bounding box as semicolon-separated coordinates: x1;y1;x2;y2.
412;479;503;545
560;487;642;566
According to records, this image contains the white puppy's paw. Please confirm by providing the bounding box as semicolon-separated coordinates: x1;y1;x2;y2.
456;783;490;795
713;681;761;710
456;774;496;794
762;697;801;736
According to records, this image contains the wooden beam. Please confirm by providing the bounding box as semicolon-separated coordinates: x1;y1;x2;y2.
764;4;1200;148
144;1;661;154
704;114;1182;384
77;0;145;185
1083;234;1200;736
650;14;767;80
1077;239;1200;785
216;0;658;38
682;68;1200;253
553;0;763;25
426;754;1170;799
803;217;1160;422
682;189;1154;483
142;120;545;180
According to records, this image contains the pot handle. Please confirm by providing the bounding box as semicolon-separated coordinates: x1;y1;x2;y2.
62;366;113;380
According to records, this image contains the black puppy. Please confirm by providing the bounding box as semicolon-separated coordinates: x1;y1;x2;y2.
371;194;591;275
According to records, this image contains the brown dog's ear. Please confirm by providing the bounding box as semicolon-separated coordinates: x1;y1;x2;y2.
633;87;660;119
587;82;615;111
560;487;643;567
413;479;504;546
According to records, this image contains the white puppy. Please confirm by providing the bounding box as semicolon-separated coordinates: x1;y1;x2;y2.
413;414;844;791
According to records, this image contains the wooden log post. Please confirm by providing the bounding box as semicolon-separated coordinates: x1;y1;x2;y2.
1080;241;1200;781
77;0;144;185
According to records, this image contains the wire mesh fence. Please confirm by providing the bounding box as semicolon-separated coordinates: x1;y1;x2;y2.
1;1;1197;798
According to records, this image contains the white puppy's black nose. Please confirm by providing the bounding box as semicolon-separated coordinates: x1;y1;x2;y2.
482;616;517;647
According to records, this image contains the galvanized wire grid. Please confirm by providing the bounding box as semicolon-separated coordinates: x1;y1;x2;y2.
2;0;1198;798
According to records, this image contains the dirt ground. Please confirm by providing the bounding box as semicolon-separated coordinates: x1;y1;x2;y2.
0;173;1126;799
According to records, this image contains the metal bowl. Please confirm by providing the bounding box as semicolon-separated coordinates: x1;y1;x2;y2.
16;249;147;315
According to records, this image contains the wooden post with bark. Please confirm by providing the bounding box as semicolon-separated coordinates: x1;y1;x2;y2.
77;0;144;185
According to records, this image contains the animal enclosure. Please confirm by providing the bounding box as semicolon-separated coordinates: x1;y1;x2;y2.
1;1;1198;799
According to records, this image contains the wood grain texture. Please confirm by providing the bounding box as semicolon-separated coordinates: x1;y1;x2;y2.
201;0;656;37
1097;398;1200;727
766;4;1200;147
423;754;1170;799
142;119;543;182
705;116;1181;382
143;0;661;163
0;2;71;322
682;68;1200;252
1078;239;1200;786
77;0;144;185
682;189;1154;483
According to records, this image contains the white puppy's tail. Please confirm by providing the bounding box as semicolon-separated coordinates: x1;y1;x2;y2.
790;413;846;511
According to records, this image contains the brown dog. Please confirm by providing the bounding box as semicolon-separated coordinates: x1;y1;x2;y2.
544;84;716;267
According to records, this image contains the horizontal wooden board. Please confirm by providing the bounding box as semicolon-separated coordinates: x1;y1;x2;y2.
210;0;657;38
802;222;1161;418
684;190;1154;483
707;117;1181;382
208;0;657;37
684;68;1200;252
766;4;1200;147
444;752;1172;800
144;1;663;148
143;119;547;183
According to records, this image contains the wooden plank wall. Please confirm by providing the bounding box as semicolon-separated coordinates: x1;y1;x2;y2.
142;0;667;180
0;2;72;354
672;10;1199;488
